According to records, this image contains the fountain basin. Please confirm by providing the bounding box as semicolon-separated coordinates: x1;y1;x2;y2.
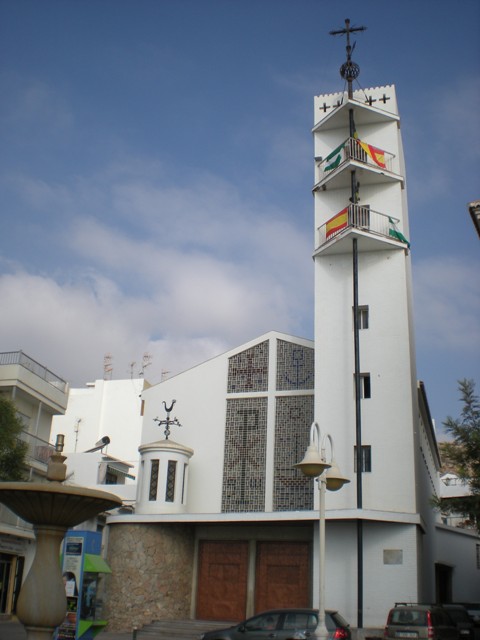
0;482;122;527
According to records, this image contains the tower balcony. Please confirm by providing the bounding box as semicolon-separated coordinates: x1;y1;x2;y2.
314;204;410;256
313;137;402;191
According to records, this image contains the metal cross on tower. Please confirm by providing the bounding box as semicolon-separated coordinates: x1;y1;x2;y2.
154;399;182;440
329;19;367;99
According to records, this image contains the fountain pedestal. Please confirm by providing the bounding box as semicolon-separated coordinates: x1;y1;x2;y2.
17;525;69;640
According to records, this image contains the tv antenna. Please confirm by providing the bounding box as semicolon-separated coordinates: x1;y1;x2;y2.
74;418;82;452
140;352;152;377
103;353;113;380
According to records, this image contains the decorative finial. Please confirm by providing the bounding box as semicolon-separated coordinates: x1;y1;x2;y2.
329;19;367;98
154;399;182;440
47;433;67;482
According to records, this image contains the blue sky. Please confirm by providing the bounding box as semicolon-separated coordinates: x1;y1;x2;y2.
1;0;479;436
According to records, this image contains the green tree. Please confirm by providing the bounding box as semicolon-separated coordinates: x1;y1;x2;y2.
437;379;480;531
0;395;28;481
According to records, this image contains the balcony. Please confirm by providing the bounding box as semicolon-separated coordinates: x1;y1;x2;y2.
313;137;402;191
0;351;68;392
0;351;69;413
315;204;410;255
20;429;55;472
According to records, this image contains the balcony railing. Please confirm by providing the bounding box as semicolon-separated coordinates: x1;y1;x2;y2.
317;204;404;248
20;430;55;467
0;350;68;393
316;136;395;176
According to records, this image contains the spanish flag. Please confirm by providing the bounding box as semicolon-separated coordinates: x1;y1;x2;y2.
326;207;349;239
356;138;386;169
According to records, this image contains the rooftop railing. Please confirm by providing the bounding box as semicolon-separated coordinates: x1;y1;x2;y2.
0;350;68;393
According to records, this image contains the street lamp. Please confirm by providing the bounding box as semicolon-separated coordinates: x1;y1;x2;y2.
295;422;350;640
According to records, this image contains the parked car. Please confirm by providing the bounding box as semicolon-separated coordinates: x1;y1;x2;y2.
384;603;459;640
457;604;480;627
441;605;475;640
199;608;351;640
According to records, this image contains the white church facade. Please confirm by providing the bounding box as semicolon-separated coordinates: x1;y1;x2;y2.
102;327;478;631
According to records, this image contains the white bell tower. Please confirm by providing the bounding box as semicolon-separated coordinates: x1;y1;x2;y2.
313;20;420;627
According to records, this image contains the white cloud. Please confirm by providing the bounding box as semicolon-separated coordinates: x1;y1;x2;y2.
0;162;313;387
0;269;215;385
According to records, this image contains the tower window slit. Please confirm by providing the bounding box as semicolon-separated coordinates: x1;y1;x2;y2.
359;373;371;399
165;460;177;502
149;459;159;501
181;463;187;504
354;445;372;472
354;305;369;330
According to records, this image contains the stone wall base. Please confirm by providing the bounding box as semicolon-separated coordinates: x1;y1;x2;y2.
103;522;195;632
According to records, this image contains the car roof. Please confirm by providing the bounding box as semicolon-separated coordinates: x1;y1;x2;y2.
392;604;443;610
253;608;338;615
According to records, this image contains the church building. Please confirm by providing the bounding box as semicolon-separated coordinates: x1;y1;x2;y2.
102;29;480;633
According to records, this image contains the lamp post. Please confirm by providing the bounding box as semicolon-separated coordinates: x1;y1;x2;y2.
295;422;350;640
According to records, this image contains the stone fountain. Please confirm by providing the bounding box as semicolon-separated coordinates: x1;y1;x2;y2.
0;435;122;640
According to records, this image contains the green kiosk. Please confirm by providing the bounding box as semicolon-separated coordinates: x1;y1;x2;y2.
55;530;112;640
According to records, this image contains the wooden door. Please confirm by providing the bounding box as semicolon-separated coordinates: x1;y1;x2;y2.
254;541;310;613
196;540;248;621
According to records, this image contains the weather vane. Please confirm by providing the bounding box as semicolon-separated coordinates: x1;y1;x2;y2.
154;399;182;440
330;18;367;98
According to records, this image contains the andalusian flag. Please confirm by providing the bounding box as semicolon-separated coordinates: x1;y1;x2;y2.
354;133;386;169
388;217;410;248
326;207;349;239
324;142;345;171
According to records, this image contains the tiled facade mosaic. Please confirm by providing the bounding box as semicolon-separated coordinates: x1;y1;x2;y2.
222;397;268;512
227;341;269;393
273;395;314;511
276;340;314;391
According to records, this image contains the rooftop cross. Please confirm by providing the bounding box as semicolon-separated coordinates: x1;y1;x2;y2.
154;399;182;440
329;18;367;98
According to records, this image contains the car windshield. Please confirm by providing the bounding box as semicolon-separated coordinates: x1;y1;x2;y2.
391;610;427;625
